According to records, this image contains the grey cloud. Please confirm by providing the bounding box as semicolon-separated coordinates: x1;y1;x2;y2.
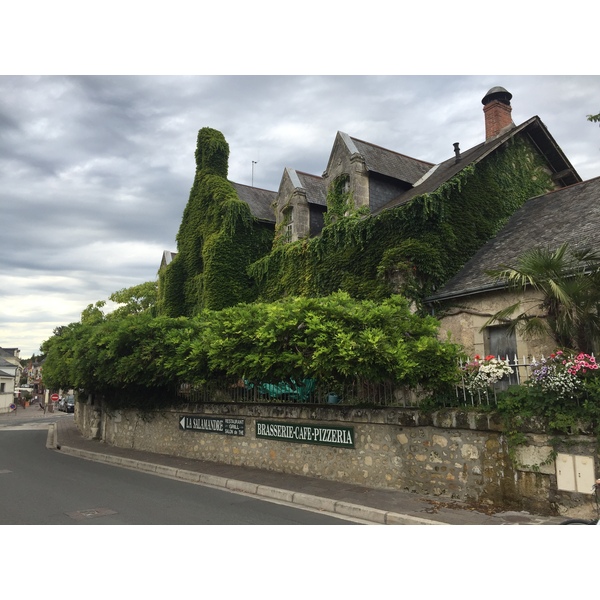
2;75;600;357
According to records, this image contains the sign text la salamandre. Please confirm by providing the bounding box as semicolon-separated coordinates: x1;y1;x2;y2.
179;416;245;436
256;420;354;448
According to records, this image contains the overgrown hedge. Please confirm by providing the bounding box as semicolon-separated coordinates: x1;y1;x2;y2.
41;292;462;409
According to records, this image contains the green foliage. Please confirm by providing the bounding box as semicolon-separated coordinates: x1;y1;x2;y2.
324;174;354;226
195;127;229;178
250;136;554;304
496;363;600;435
157;255;187;317
108;281;158;319
40;323;82;391
587;113;600;124
40;291;463;408
157;128;274;317
200;292;460;391
80;301;106;325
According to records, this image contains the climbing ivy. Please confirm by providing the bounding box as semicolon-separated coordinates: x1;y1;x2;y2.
249;136;554;306
157;128;273;316
324;174;355;225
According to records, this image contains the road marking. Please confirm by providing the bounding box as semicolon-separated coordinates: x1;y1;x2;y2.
0;424;52;431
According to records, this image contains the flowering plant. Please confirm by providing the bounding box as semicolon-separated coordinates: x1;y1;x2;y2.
530;350;598;399
462;354;514;392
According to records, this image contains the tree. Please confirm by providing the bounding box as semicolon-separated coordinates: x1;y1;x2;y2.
587;113;600;124
200;292;461;392
108;281;158;318
484;243;600;353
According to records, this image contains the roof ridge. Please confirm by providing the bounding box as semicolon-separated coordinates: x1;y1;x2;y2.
295;170;323;180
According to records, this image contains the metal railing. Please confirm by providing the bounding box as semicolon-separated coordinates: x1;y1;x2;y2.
454;354;534;407
177;378;422;407
177;353;595;409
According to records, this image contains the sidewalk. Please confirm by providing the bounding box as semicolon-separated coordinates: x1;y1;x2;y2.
38;416;564;525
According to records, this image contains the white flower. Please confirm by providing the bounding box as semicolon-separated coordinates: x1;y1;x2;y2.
463;357;513;391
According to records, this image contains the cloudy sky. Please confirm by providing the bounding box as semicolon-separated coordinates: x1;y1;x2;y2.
2;4;599;359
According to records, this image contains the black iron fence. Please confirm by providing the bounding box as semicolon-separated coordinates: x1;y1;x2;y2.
177;354;583;409
177;378;423;407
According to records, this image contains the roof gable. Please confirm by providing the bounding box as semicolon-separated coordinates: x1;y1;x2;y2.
375;116;581;215
323;131;433;187
278;168;327;206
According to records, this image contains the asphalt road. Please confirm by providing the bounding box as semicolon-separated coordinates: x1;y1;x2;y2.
0;427;354;525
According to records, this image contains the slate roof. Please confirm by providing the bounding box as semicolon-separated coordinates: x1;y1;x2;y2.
0;348;19;358
427;175;600;302
350;136;434;185
231;182;277;223
374;116;581;215
295;171;327;206
0;357;17;370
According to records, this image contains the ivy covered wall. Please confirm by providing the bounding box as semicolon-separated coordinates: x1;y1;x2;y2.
249;136;555;305
157;128;273;316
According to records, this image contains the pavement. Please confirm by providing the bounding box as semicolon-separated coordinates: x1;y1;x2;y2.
1;405;567;525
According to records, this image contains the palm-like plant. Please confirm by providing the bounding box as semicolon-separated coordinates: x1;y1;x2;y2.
483;243;600;353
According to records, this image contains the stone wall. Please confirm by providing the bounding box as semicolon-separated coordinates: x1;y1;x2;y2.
75;401;599;518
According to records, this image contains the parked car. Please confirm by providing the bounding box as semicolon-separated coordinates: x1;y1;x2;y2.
58;395;75;413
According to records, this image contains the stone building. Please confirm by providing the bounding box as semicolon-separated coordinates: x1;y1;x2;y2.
271;86;580;242
427;175;600;360
161;86;586;320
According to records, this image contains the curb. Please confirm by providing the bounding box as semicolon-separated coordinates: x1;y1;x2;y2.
55;443;446;525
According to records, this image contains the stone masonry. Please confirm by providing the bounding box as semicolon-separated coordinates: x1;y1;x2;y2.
76;401;599;518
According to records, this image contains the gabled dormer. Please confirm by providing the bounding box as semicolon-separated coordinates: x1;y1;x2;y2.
322;131;434;214
273;168;327;242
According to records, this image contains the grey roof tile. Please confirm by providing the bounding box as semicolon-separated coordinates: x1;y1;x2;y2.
295;171;327;206
351;137;433;185
231;182;277;223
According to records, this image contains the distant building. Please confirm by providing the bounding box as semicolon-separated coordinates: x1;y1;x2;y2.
0;347;21;413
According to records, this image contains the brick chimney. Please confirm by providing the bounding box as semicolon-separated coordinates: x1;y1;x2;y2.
482;86;514;140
